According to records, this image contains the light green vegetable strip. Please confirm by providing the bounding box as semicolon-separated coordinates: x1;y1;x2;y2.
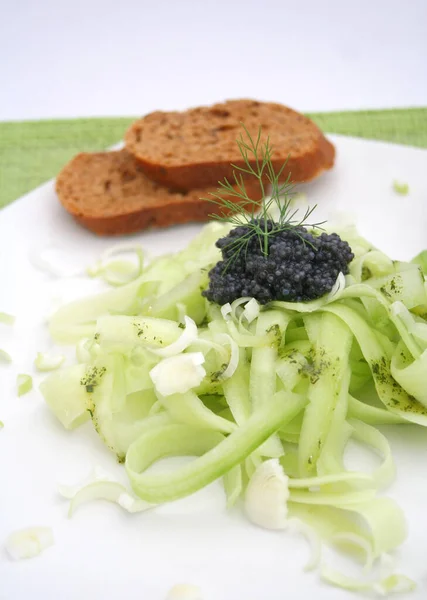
87;362;172;458
290;489;375;505
0;349;12;363
348;395;406;425
338;284;422;359
225;320;272;348
158;391;236;434
49;275;155;343
393;180;409;195
222;349;251;424
224;347;283;459
95;315;182;351
269;279;346;314
49;222;228;343
349;250;394;282
250;311;290;403
316;368;351;476
276;348;308;393
17;374;33;397
149;270;207;324
321;565;415;594
126;391;306;503
279;412;303;444
360;297;393;337
34;352;65;372
0;312;15;325
411;249;427;275
349;418;395;488
88;247;144;287
390;341;427;406
40;365;89;429
249;310;290;457
366;266;426;310
125;356;158;395
290;496;407;558
288;471;372;488
250;311;289;459
68;481;152;517
298;312;352;476
302;313;322;344
322;303;427;425
0;421;4;429
223;465;243;508
341;499;407;556
379;574;417;594
390;302;427;354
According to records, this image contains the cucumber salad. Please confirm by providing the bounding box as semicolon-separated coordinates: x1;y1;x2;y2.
38;217;427;595
39;131;427;595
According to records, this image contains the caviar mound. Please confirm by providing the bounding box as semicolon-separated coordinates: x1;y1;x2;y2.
203;221;354;305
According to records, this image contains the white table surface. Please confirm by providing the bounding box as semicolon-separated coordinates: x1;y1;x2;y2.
1;0;426;121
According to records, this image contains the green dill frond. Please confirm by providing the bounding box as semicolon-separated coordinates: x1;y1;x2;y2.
201;125;325;259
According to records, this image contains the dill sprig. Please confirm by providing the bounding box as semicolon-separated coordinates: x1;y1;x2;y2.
205;124;325;265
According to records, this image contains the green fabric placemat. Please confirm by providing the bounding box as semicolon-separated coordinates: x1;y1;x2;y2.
1;108;426;209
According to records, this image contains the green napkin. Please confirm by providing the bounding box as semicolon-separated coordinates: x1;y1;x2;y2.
1;108;426;209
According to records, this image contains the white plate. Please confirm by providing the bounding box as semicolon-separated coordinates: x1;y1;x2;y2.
1;135;427;600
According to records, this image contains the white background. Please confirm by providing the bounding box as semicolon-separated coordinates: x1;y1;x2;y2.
0;0;426;121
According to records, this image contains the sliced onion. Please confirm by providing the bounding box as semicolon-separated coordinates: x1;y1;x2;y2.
332;531;374;571
214;333;239;380
68;481;152;517
17;374;33;396
0;311;15;325
75;338;92;363
58;467;152;516
34;352;65;372
28;245;85;278
287;517;322;571
149;316;198;357
230;296;253;321
327;272;346;301
5;527;54;560
165;583;204;600
321;563;416;595
176;302;187;323
0;349;12;363
191;337;229;363
57;465;116;499
75;337;100;363
95;242;145;263
220;303;232;321
87;243;144;286
242;298;260;324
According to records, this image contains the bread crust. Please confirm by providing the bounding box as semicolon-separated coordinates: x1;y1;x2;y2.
55;149;262;236
125;99;335;190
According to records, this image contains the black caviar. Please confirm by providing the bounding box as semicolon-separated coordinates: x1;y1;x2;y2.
203;219;354;305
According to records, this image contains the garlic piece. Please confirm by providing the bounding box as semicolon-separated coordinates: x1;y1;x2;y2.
150;352;206;397
5;527;54;560
165;583;203;600
244;458;289;530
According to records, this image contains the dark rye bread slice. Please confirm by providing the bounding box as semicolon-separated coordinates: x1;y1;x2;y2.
55;149;262;236
125;99;335;190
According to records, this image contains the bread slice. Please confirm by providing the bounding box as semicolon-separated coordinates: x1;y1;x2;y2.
55;149;263;236
125;99;335;190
